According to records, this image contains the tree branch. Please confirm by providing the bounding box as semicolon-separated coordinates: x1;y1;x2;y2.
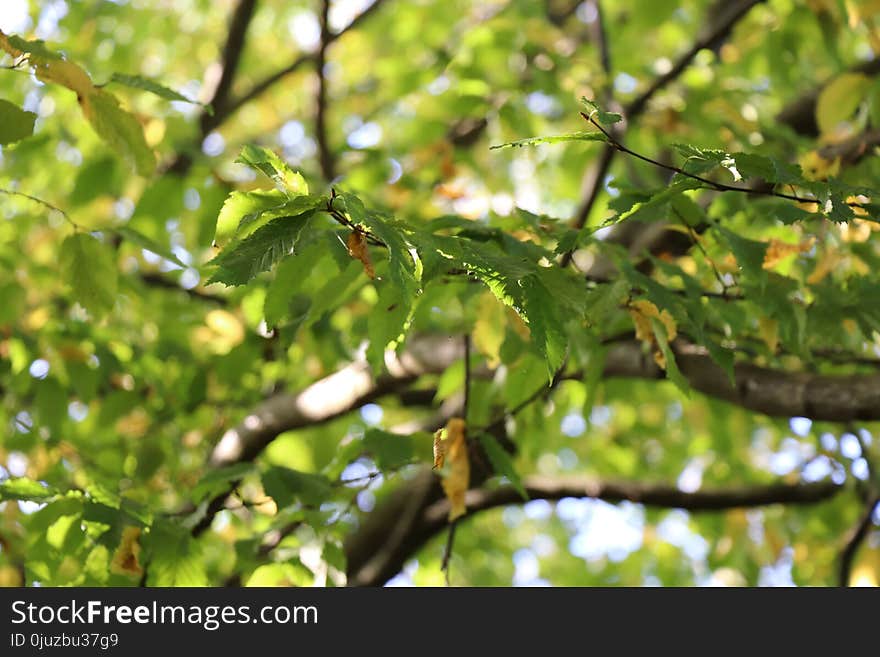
208;335;464;468
625;0;764;121
166;0;258;174
190;330;880;539
603;340;880;422
838;495;880;587
202;0;259;133
347;472;842;586
137;272;228;305
315;0;336;181
566;0;765;244
216;0;388;129
431;475;844;521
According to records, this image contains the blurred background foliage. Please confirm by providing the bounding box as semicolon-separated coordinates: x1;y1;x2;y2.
0;0;879;587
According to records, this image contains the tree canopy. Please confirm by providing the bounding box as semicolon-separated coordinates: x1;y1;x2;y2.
1;0;879;587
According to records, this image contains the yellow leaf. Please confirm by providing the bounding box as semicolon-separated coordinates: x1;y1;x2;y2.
35;59;94;98
192;309;245;355
439;417;469;521
762;238;814;270
628;299;677;368
815;73;871;136
849;546;880;587
347;229;375;279
757;317;779;353
846;0;880;25
798;150;841;180
806;247;842;284
0;565;22;587
432;428;446;470
472;293;506;367
840;217;876;242
110;526;143;578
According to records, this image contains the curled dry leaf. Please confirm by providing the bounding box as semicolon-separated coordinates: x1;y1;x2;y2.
347;229;375;279
438;417;469;521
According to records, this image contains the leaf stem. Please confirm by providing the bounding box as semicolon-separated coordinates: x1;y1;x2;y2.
0;188;78;228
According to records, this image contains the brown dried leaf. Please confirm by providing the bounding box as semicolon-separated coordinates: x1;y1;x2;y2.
347;229;375;279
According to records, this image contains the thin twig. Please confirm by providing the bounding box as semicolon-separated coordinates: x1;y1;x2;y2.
441;520;458;586
204;0;259;127
564;0;765;254
560;0;615;267
0;188;76;227
581;112;818;203
215;0;389;127
626;0;764;120
672;207;733;296
480;361;567;436
166;0;258;174
589;0;612;87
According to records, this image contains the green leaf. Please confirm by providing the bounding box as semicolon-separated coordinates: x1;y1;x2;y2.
584;278;629;325
366;282;412;371
581;97;622;124
477;433;528;500
59;233;118;316
69;157;123;206
237;194;327;241
115;226;186;268
816;72;871;135
731;153;803;185
607;177;702;225
827;191;855;223
363;428;417;470
520;274;567;379
490;131;606;150
191;463;256;504
144;519;207;586
0;477;57;502
322;541;347;572
236;145;308;196
3;34;63;60
108;73;212;113
650;316;688;395
0;99;36;145
706;339;735;385
245;562;312;586
81;89;155;176
717;226;767;284
261;466;332;507
34;377;66;437
207;212;315;286
263;242;324;327
214;189;288;246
